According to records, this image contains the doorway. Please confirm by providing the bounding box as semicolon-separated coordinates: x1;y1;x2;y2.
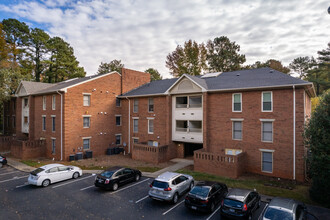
184;143;203;157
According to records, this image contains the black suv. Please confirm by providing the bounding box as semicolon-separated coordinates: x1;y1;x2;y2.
185;181;228;213
0;155;7;168
220;188;260;220
95;167;142;191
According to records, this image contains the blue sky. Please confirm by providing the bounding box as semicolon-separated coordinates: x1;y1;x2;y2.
0;0;329;78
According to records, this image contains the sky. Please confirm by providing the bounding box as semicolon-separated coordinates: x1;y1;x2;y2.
0;0;329;78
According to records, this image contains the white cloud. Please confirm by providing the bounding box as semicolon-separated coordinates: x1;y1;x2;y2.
0;0;329;78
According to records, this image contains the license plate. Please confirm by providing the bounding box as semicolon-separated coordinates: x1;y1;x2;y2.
229;208;235;212
191;206;197;210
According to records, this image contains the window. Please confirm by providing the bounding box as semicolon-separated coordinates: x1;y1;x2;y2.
13;101;16;111
176;97;188;108
24;116;28;124
133;119;138;133
52;95;56;110
12;116;15;128
24;98;28;107
83;138;90;150
189;121;202;132
133;99;138;113
176;120;188;132
148;141;158;147
43;96;46;110
52;116;56;132
116;115;121;126
132;138;139;144
262;121;273;142
83;94;90;106
116;98;121;107
233;93;242;112
115;134;121;145
262;91;272;112
189;96;202;108
233;121;242;140
42;116;46;131
148;119;154;134
51;138;56;155
261;151;273;172
83;117;90;128
148;98;154;112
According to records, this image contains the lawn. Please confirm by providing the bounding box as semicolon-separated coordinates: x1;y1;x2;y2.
177;168;317;206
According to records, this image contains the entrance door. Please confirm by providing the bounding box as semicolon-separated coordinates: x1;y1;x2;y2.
184;143;203;157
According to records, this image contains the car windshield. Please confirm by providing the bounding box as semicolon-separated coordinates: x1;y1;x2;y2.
189;186;210;197
224;199;243;208
264;207;293;220
31;168;44;175
152;180;169;189
100;171;115;178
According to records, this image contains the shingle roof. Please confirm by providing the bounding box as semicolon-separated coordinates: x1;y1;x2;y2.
120;68;312;97
19;81;54;95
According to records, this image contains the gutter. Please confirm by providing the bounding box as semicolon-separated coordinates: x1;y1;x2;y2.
56;91;63;161
293;85;296;180
125;97;130;154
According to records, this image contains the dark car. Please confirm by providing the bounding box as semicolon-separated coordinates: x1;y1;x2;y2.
94;167;142;191
0;155;7;168
220;188;260;220
185;181;228;213
259;197;318;220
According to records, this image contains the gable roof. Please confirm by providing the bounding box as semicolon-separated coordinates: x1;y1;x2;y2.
120;68;314;98
16;81;55;96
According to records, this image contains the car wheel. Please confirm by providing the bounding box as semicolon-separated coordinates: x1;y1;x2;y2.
135;174;140;181
112;183;119;191
172;193;179;204
210;202;215;213
72;172;79;179
42;179;50;187
189;181;194;190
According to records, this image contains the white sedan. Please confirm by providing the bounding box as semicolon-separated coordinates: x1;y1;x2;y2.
28;164;83;187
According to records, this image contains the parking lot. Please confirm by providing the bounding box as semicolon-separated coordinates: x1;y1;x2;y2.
0;165;272;220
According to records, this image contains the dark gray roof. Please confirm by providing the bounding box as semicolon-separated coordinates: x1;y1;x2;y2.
121;68;312;97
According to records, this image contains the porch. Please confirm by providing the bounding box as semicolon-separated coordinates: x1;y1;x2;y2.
132;142;177;164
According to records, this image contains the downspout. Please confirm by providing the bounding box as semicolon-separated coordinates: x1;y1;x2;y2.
57;91;63;161
126;97;130;154
2;103;4;135
293;85;296;180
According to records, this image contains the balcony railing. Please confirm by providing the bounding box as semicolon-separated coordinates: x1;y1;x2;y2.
175;127;202;133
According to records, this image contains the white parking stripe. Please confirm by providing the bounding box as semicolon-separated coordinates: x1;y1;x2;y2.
206;206;221;220
0;175;29;183
109;178;150;195
16;182;29;188
135;195;149;203
162;200;185;215
0;171;20;176
52;175;95;189
80;185;94;191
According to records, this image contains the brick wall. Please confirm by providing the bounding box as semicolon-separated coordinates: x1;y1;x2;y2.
10;139;46;159
132;143;176;164
3;97;17;135
121;68;150;94
0;136;12;152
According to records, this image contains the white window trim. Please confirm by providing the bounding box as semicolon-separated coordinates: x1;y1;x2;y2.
132;137;139;144
148;98;154;113
52;95;56;110
232;121;243;141
82;137;91;150
115;134;122;145
42;96;46;110
132;117;139;119
260;149;274;173
133;119;138;133
262;91;273;112
116;115;122;126
82;93;92;95
259;119;275;122
82;115;91;117
231;118;244;121
82;137;92;139
232;93;242;112
148;119;154;134
147;117;155;120
83;94;91;107
261;121;273;143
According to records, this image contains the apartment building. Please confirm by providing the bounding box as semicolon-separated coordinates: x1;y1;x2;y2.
119;68;314;182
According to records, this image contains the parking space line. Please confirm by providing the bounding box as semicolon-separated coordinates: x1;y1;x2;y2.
162;200;185;215
16;182;29;188
257;203;268;219
135;195;149;203
0;175;29;183
0;171;20;176
109;178;150;195
206;206;221;220
52;175;95;189
80;185;94;191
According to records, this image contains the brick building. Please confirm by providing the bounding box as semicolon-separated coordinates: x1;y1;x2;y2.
2;67;314;181
119;68;314;182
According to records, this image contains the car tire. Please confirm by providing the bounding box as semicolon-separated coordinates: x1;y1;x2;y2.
210;202;215;213
172;193;179;204
42;179;50;187
135;174;140;182
112;183;119;191
189;181;194;190
72;172;79;179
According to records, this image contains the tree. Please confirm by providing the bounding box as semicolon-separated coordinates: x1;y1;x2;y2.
206;36;246;72
166;39;207;77
289;56;312;79
244;59;290;74
44;37;85;83
304;90;330;207
97;59;124;75
145;68;162;81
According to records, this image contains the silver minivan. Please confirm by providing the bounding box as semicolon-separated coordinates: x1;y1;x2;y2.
149;171;194;204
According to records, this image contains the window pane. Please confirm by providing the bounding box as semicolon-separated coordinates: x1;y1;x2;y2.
116;116;121;126
234;103;241;111
83;139;90;149
263;92;271;102
263;132;272;141
133;119;138;132
263;122;272;132
52;117;55;131
234;94;241;103
83;117;90;127
116;98;121;107
116;135;121;145
233;121;242;140
263;102;272;111
189;121;202;132
149;120;154;133
176;97;187;108
83;95;90;106
149;98;154;112
262;122;273;141
133;99;138;112
189;96;202;108
176;120;187;132
262;152;272;172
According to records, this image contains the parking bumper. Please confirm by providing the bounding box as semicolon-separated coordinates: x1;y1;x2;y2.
28;177;39;186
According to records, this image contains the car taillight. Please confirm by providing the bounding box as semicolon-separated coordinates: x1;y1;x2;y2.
185;196;189;200
201;200;209;204
105;179;110;184
149;184;153;187
243;204;247;211
164;187;172;191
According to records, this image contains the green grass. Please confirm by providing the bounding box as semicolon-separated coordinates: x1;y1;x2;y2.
21;160;48;168
177;169;317;206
